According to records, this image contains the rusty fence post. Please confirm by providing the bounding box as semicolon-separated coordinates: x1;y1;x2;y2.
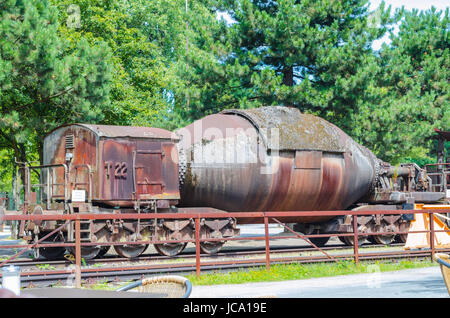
0;198;3;232
352;215;359;266
75;218;81;288
429;211;435;262
195;217;201;278
264;215;270;271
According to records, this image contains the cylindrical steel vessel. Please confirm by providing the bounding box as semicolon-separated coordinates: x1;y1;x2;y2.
176;106;381;224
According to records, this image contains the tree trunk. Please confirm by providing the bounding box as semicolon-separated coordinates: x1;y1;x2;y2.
282;65;294;86
15;144;28;187
37;139;44;166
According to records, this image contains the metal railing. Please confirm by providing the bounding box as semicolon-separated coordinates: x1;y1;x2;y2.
425;163;449;193
14;163;69;211
0;208;449;289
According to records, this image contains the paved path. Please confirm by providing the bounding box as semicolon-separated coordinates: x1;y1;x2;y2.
0;226;31;258
190;266;448;298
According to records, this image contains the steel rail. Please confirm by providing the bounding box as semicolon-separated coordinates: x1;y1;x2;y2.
0;242;407;269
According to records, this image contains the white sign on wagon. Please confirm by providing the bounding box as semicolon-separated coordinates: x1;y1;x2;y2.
72;190;86;202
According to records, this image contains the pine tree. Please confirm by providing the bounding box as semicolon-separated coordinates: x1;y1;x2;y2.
353;7;449;163
0;0;112;164
217;0;392;132
50;0;172;127
127;0;237;127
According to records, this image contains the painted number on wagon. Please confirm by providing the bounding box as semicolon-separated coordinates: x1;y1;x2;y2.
105;161;128;179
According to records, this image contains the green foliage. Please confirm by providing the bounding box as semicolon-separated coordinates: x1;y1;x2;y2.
0;149;13;192
187;259;436;286
217;0;394;131
0;0;448;192
212;1;448;164
126;0;238;127
49;0;171;127
352;7;449;163
0;0;112;165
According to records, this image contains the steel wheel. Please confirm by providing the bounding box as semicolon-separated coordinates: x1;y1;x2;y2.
199;241;224;254
94;228;112;258
154;243;187;257
38;232;66;260
67;246;101;260
113;229;148;258
372;233;395;245
395;233;408;243
367;236;378;244
39;246;66;260
307;230;330;247
97;246;110;258
308;236;330;247
371;224;396;245
114;244;148;258
341;235;366;246
395;221;410;244
339;236;365;246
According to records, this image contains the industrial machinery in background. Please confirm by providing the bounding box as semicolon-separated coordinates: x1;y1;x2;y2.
8;106;450;259
426;129;450;195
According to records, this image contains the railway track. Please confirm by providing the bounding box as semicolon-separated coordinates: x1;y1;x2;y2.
4;241;403;268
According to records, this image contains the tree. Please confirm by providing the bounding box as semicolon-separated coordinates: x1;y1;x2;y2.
50;0;172;127
0;0;112;165
123;0;237;127
216;0;393;132
353;7;449;163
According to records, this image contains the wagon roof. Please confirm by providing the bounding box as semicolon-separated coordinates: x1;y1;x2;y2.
222;106;346;152
435;128;450;141
47;124;179;141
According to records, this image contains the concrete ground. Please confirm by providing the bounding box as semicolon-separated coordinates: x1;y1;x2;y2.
189;266;448;298
0;225;31;258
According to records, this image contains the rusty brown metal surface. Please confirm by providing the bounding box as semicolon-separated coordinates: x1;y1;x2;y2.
264;216;270;271
43;124;180;208
37;108;445;228
46;124;178;140
75;218;81;288
176;106;379;224
195;217;201;277
44;126;96;203
434;128;450;141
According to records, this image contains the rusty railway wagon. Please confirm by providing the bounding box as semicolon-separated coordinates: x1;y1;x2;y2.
10;106;450;259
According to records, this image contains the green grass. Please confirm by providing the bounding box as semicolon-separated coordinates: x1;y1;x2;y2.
44;259;437;290
82;278;115;290
186;259;438;286
35;263;56;270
